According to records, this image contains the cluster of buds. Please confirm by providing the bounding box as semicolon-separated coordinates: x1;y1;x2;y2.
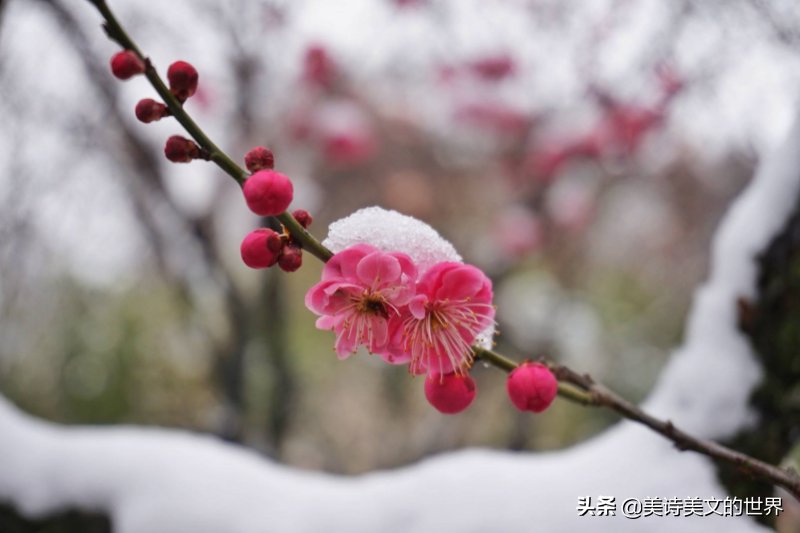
241;209;311;273
109;51;309;272
108;48;202;163
240;147;309;273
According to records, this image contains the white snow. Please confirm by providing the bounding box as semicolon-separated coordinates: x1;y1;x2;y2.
3;110;800;531
323;206;462;273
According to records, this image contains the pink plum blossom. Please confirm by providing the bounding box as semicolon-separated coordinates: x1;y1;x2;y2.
306;244;417;359
388;262;495;376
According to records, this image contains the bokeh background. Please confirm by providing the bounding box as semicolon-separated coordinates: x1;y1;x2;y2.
0;0;798;483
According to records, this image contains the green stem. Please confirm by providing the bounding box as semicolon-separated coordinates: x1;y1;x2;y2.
88;0;333;263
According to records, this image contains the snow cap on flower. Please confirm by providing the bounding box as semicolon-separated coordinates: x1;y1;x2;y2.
240;228;282;269
390;261;495;376
424;372;476;414
305;244;417;359
167;61;199;100
243;170;294;216
506;362;557;413
110;51;145;80
323;207;461;274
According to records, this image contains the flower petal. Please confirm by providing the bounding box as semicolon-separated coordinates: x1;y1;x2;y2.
409;294;428;320
315;315;342;331
335;321;359;359
305;280;356;314
388;252;418;282
367;316;389;353
436;265;485;301
322;244;379;281
357;252;402;287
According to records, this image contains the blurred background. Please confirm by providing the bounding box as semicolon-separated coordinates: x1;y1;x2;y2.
0;0;798;482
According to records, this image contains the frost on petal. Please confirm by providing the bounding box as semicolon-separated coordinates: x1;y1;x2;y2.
474;324;496;350
322;207;462;274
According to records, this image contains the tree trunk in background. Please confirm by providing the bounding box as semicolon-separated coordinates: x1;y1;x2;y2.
0;505;111;533
720;190;800;523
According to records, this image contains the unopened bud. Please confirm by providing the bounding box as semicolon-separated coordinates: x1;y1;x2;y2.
135;99;168;123
110;51;145;80
506;362;557;413
240;229;281;269
167;61;199;101
164;135;201;163
424;372;476;414
245;147;275;173
278;244;303;272
242;170;294;216
292;209;313;229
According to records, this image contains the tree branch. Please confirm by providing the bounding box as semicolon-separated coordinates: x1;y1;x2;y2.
86;0;800;504
474;346;800;501
86;0;333;263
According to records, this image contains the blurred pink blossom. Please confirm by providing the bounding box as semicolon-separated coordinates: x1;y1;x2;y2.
468;54;516;82
455;102;532;135
495;206;543;257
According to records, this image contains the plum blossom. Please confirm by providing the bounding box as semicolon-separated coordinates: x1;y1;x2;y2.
305;244;417;358
388;262;495;376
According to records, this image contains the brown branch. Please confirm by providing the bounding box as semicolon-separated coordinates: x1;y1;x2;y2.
475;346;800;501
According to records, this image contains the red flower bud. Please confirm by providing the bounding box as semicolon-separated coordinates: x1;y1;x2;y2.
135;98;167;123
240;229;282;269
245;147;275;173
164;135;200;163
110;51;145;80
424;372;476;414
292;209;313;229
265;231;283;255
506;362;557;413
278;244;303;272
242;170;293;216
167;61;199;100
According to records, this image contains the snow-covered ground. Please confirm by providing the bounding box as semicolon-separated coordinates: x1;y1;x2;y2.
2;104;799;533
